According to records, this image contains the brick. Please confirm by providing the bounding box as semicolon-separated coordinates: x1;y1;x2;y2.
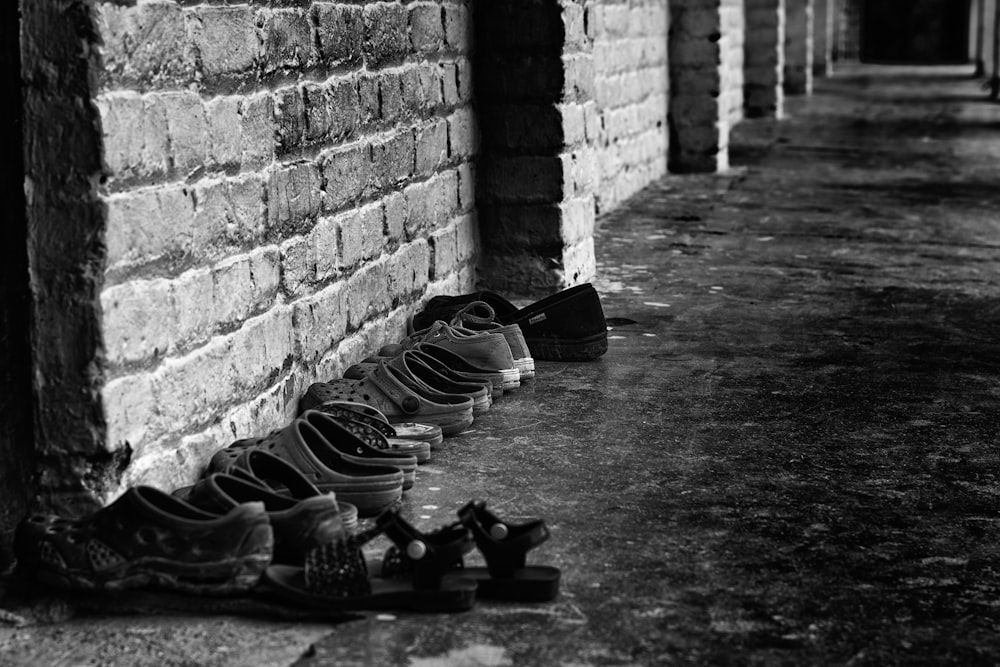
97;92;169;185
336;210;364;268
447;108;478;161
211;254;255;324
311;217;339;281
403;180;433;238
302;81;332;144
434;169;460;222
205;96;242;170
258;8;314;73
273;86;305;155
384;191;407;243
440;62;460;107
387;239;430;295
105;185;196;269
455;212;479;262
101;279;175;366
360;203;385;261
363;3;410;68
328;78;361;141
430;225;458;279
152;307;295;440
170;268;215;349
483;156;563;205
96;1;196;89
414;119;448;176
456;58;473;103
187;6;257;79
409;4;444;53
103;374;156;455
322;143;371;211
248;246;282;306
239;93;275;168
192;179;239;249
294;282;347;363
372;130;415;191
401;65;441;114
266;162;323;229
313;3;363;67
457;161;475;213
280;235;315;295
443;3;471;53
157;91;208;177
344;260;389;329
379;71;405;125
358;75;380;126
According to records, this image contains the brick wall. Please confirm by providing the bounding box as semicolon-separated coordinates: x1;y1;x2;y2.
588;0;669;213
785;0;814;94
745;0;785;119
25;0;479;507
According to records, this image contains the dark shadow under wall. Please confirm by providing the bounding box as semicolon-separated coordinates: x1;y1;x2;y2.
0;3;36;570
862;0;972;64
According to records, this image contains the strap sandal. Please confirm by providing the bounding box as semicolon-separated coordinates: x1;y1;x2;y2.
262;509;477;612
344;350;492;415
455;500;561;602
208;419;404;518
174;473;343;565
449;302;536;380
299;410;418;490
13;486;273;594
223;449;359;533
315;400;444;451
300;361;475;436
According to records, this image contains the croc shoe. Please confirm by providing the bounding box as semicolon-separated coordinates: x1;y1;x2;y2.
300;361;475;436
209;419;404;518
14;487;273;594
312;401;439;461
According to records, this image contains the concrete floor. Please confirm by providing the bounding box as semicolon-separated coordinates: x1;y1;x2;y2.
4;64;1000;666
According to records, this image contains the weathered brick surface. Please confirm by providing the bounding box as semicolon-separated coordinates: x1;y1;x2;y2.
68;0;480;501
588;0;668;210
785;0;814;94
745;0;786;118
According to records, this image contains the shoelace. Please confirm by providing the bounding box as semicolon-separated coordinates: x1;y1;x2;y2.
448;301;498;328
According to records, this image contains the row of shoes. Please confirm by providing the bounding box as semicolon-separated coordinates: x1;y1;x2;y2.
13;283;608;613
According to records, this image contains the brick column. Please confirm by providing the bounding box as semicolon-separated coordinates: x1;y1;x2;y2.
744;0;785;119
812;0;832;76
833;0;860;62
784;0;813;94
475;0;597;295
669;0;745;173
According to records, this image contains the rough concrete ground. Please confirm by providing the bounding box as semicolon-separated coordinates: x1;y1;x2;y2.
4;64;1000;666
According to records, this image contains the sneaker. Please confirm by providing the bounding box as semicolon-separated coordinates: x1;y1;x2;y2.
448;301;535;380
382;321;520;391
14;486;273;594
411;283;608;361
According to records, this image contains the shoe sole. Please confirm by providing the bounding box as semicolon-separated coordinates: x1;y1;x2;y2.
500;368;520;392
525;332;608;362
34;525;273;595
388;410;474;437
514;357;535;380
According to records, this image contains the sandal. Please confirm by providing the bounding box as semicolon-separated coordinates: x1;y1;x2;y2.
262;509;478;612
174;473;343;565
209;419;404;518
300;361;475;436
13;486;273;594
455;501;560;601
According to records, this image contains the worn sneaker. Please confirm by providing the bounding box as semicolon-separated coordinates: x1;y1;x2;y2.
411;283;608;361
447;301;535;380
14;486;273;594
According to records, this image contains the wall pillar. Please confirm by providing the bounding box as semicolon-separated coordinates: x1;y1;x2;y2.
744;0;785;118
833;0;860;63
475;0;597;295
812;0;832;76
784;0;813;94
669;0;746;173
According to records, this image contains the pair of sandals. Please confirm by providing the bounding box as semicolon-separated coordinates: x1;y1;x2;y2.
262;501;561;613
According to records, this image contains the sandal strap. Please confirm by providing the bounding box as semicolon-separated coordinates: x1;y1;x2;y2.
313;403;399;440
457;500;550;578
302;524;381;599
375;510;473;589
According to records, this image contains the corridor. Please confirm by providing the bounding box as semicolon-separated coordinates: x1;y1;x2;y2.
4;65;1000;666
